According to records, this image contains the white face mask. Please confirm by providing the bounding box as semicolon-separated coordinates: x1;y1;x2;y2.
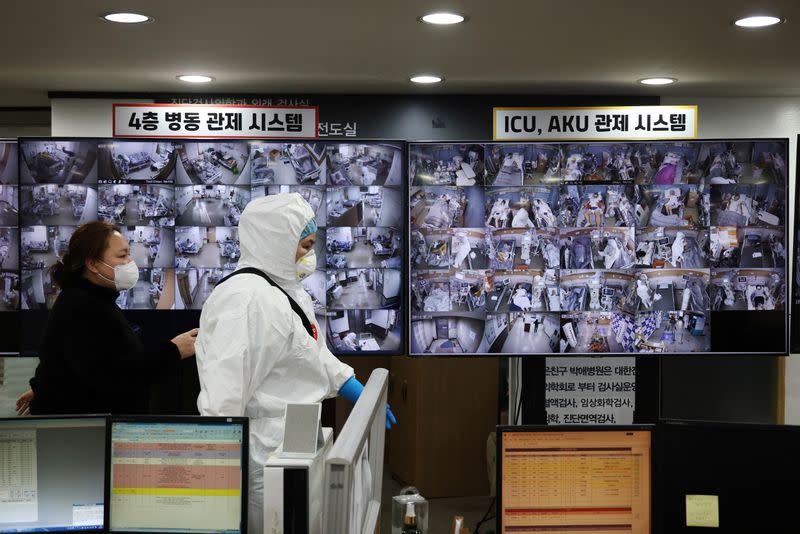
98;259;139;291
296;251;316;280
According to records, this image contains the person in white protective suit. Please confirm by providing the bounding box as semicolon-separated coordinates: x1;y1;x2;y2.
194;194;396;534
671;231;686;267
511;206;535;228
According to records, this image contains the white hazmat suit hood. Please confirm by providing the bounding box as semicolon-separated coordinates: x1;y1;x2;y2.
195;193;354;534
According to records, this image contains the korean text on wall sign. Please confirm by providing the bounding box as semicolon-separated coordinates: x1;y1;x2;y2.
113;104;319;139
494;106;698;141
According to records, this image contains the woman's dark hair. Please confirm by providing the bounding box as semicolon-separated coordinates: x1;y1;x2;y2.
49;221;120;288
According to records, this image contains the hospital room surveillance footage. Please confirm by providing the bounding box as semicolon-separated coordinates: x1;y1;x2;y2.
8;139;407;356
20;140;98;184
98;141;175;183
409;140;789;355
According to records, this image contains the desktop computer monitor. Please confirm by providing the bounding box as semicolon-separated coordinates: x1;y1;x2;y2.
657;420;800;534
0;415;107;533
105;416;248;534
497;426;653;534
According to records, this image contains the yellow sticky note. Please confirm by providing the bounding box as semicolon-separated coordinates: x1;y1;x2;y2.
686;495;719;528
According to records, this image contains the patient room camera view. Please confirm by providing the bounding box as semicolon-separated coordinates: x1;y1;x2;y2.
249;142;325;185
175;185;249;226
20;140;98;184
98;141;175;183
20;185;96;226
98;184;174;227
176;142;250;185
409;140;788;355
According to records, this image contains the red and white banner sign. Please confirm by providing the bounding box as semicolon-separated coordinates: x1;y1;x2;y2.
113;104;319;139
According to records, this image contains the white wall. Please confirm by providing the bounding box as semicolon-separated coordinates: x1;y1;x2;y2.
664;96;800;425
51;98;153;137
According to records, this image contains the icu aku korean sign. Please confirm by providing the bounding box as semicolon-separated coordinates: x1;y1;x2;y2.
493;106;697;141
113;104;319;139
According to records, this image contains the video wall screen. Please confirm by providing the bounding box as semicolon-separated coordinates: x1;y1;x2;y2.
18;138;405;356
409;140;788;355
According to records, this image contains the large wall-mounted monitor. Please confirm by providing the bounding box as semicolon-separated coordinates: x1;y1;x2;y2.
408;140;789;355
17;138;406;357
497;426;653;534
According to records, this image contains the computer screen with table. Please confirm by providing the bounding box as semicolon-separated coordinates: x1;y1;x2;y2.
106;416;248;534
497;426;652;534
0;416;107;533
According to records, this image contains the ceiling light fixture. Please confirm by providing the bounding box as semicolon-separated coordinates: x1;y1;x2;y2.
177;75;215;83
638;77;677;86
420;12;466;25
734;15;783;28
102;12;152;24
410;75;443;84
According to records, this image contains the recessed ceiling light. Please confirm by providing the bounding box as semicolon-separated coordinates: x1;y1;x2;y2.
420;12;466;25
102;12;152;24
177;75;215;84
734;15;783;28
638;77;677;86
410;75;443;84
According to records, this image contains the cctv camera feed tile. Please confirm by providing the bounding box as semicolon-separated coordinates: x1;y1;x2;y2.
20;140;98;184
328;309;402;353
0;141;18;185
114;226;174;270
634;311;710;353
410;186;484;229
174;226;238;269
485;144;564;185
485;312;561;353
326;227;401;269
0;271;19;311
328;186;402;227
326;269;401;310
409;139;788;355
20;226;72;270
174;268;235;310
175;185;249;226
175;141;250;185
410;143;485;186
21;269;59;309
20;185;96;226
325;143;403;186
98;184;174;227
98;141;175;183
249;142;325;185
116;268;174;310
0;185;18;226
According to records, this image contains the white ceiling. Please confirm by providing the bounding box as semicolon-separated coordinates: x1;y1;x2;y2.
1;0;798;106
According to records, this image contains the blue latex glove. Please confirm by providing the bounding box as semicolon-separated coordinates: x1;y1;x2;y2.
339;376;397;430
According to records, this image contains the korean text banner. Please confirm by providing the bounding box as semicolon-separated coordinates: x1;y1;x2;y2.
113;104;319;139
493;106;698;141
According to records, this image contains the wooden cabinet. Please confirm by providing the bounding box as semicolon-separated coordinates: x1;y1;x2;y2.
387;357;498;498
336;356;499;498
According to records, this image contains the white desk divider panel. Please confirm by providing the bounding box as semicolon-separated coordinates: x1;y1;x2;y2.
264;427;334;534
323;369;389;534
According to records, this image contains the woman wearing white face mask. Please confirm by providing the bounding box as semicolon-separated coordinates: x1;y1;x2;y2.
15;221;198;416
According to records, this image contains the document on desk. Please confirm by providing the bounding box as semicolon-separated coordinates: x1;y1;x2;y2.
0;429;38;522
686;495;719;528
